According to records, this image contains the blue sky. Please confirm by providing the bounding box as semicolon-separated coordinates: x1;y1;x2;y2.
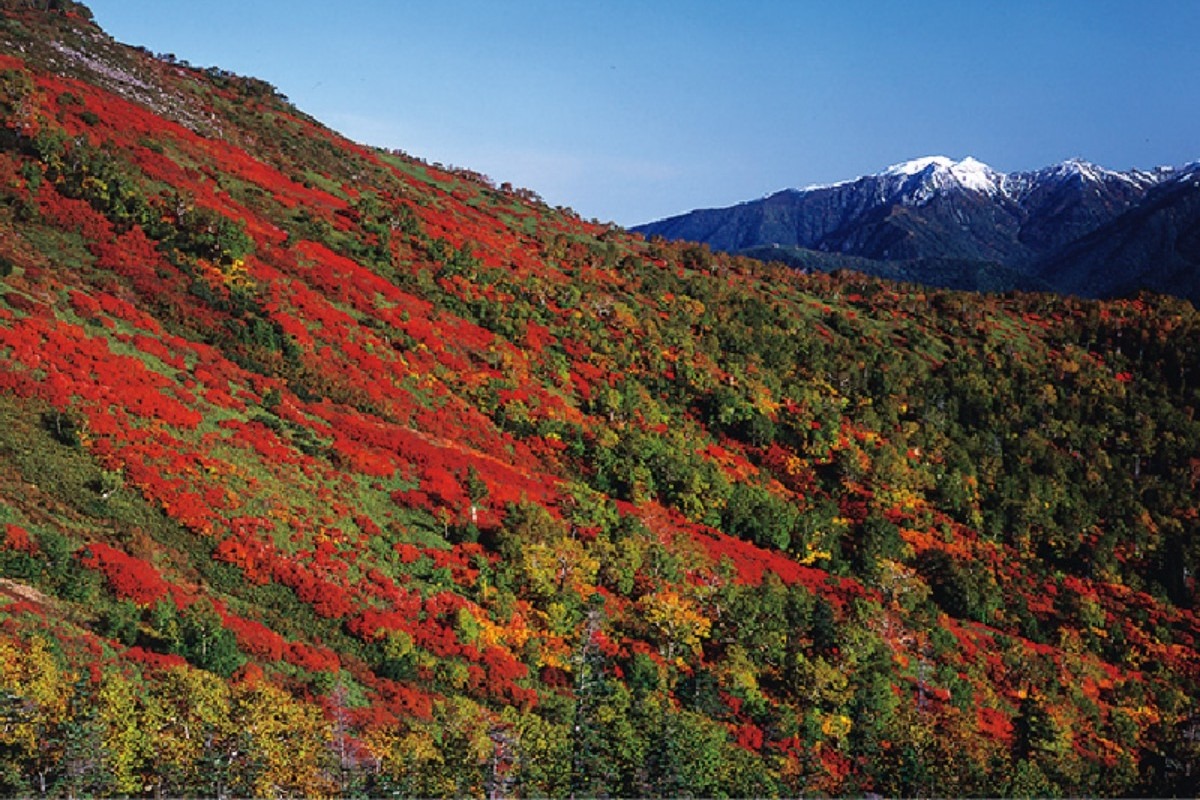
84;1;1200;226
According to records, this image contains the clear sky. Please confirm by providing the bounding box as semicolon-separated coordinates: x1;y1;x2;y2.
83;0;1200;227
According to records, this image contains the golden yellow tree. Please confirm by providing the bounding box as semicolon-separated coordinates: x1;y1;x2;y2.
0;634;76;794
231;677;335;798
141;666;236;797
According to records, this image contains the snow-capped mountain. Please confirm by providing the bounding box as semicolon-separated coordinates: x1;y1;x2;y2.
870;155;1162;202
882;155;1005;198
1038;162;1200;300
632;156;1200;298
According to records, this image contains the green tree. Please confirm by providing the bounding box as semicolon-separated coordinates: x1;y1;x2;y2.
176;599;246;678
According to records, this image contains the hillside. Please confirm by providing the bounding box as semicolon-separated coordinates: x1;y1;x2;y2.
1039;171;1200;300
2;3;1200;797
633;156;1200;301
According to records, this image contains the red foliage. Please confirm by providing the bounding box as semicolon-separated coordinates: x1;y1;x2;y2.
270;558;355;619
735;723;765;751
221;611;288;661
481;644;533;707
393;542;422;564
2;524;37;555
124;646;188;671
79;542;169;606
424;547;480;585
234;662;266;686
369;674;434;720
286;641;341;673
977;705;1014;744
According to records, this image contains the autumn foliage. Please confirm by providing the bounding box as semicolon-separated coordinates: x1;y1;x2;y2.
0;3;1199;797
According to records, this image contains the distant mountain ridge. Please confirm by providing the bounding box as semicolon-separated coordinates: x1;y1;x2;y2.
633;156;1200;300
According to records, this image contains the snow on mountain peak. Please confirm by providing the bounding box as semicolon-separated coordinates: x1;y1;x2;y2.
795;155;1182;205
947;157;1002;192
882;155;1002;196
1053;158;1109;180
883;155;957;176
1031;158;1171;192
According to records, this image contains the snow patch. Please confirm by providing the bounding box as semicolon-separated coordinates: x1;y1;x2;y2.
882;155;1003;196
947;157;1002;193
787;155;1190;208
883;155;958;176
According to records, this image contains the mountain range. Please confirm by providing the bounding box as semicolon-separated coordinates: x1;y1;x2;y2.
2;2;1200;797
633;155;1200;299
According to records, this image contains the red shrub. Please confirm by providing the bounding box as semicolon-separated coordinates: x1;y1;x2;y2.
80;542;169;606
2;524;37;555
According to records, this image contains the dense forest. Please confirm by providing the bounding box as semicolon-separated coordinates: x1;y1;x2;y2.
1;2;1199;796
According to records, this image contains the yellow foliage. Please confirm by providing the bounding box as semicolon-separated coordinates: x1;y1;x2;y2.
143;667;234;793
517;537;599;603
638;589;712;659
232;679;335;798
797;547;832;566
97;671;146;795
719;645;767;708
0;634;74;758
383;629;414;660
1125;704;1161;728
821;713;852;739
475;608;531;650
399;729;443;765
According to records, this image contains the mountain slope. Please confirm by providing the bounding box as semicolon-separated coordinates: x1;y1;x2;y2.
1037;167;1200;298
633;156;1196;299
2;3;1200;797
